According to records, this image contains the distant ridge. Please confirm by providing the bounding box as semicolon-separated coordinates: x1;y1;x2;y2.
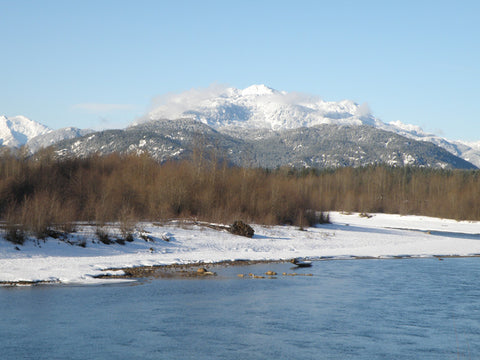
2;84;480;168
27;127;94;153
54;118;476;170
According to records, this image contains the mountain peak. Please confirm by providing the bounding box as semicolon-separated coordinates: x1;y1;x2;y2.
146;84;374;130
240;84;277;96
0;115;51;147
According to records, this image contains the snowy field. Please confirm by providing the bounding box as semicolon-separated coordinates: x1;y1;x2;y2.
1;212;479;285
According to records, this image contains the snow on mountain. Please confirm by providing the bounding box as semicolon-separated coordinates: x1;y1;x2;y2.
382;120;427;137
462;140;480;151
27;127;94;153
240;84;278;96
145;84;383;131
0;115;93;152
0;115;51;147
143;85;480;167
378;120;480;167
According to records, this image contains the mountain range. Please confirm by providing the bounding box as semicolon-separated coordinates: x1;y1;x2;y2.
50;118;474;169
0;115;93;152
1;85;479;169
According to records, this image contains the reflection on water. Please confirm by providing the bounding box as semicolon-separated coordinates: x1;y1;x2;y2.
1;258;479;359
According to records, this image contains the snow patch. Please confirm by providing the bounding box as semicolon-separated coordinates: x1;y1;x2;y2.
1;213;480;285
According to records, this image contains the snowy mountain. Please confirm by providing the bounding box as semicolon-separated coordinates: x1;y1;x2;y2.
143;85;480;167
0;115;92;152
0;115;51;147
54;118;476;170
379;121;480;167
27;127;94;153
144;84;383;131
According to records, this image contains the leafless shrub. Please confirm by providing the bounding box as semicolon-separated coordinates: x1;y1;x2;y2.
300;210;331;228
95;227;112;245
4;225;26;245
359;212;373;218
119;205;136;242
140;234;154;242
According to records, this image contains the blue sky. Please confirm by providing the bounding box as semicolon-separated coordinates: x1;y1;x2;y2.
1;0;479;140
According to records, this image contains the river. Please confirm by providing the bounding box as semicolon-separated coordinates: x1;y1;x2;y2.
1;257;479;359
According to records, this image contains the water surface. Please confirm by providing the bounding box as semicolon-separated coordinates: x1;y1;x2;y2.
1;258;479;359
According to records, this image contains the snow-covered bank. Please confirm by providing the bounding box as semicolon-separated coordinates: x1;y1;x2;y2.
1;212;480;285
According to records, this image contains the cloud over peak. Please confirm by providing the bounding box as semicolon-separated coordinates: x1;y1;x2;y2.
139;84;377;130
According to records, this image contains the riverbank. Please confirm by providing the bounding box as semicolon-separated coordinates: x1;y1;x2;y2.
1;212;480;286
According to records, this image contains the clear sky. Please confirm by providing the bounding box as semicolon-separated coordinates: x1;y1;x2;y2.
1;0;479;141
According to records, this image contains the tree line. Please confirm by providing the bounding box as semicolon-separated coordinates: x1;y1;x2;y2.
0;147;479;240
